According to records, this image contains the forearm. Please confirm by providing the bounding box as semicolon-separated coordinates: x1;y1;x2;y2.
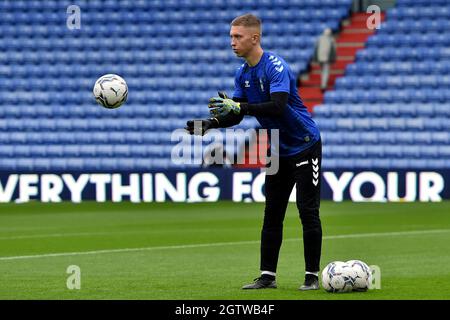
239;92;288;117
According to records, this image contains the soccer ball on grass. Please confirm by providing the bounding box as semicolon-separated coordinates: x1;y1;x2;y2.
321;261;356;293
322;260;372;293
346;260;372;292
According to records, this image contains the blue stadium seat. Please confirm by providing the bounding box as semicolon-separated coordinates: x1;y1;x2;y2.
315;118;337;131
46;145;64;157
421;145;439;158
16;159;33;171
64;145;81;157
438;145;450;159
65;158;84;171
79;145;97;157
432;132;450;144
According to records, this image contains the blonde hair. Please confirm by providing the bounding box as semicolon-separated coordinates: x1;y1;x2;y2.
231;13;262;35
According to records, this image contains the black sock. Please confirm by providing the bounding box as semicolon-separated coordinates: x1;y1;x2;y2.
305;273;318;281
260;274;275;281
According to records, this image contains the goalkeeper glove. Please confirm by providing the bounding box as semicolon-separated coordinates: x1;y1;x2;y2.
208;91;241;117
185;118;219;136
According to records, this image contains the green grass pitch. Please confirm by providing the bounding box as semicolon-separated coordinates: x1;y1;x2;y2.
0;200;449;300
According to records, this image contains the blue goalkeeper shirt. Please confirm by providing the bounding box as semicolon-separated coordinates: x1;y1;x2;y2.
233;51;320;157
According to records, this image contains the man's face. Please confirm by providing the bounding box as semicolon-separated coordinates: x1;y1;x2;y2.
230;25;259;57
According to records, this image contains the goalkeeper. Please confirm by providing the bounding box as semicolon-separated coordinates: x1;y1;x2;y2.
186;14;323;291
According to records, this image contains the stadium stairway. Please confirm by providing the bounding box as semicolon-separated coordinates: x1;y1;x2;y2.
299;12;386;112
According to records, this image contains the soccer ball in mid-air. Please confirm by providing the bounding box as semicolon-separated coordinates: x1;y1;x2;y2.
93;74;128;109
321;261;356;293
346;260;372;292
